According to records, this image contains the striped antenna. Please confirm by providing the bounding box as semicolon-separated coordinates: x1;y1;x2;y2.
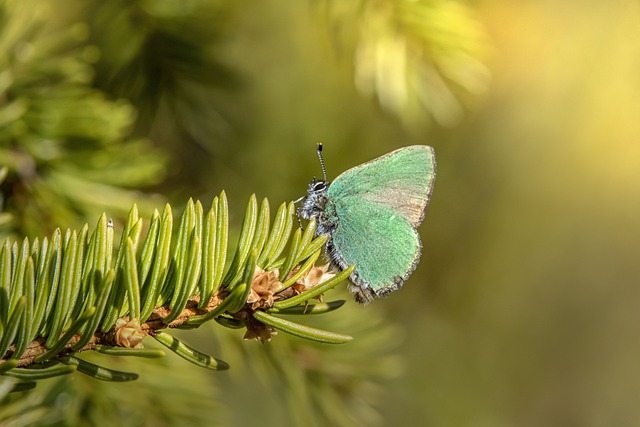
316;143;327;182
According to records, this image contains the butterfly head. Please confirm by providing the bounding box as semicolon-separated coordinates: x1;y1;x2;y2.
297;177;329;221
297;143;329;219
297;143;339;238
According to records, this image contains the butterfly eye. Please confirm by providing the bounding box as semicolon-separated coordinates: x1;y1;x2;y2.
313;181;327;192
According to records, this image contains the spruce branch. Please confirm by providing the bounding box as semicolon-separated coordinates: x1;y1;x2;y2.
0;192;353;389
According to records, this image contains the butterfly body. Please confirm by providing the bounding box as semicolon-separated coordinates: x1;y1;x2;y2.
298;145;436;304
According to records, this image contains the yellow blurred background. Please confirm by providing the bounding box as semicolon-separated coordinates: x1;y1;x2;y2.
395;1;640;425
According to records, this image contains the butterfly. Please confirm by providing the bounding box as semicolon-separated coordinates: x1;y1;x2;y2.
297;144;436;303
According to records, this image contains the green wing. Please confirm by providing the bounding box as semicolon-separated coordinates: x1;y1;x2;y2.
330;200;422;295
328;145;435;227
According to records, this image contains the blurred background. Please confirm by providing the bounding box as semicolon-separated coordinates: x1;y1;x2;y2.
1;0;640;425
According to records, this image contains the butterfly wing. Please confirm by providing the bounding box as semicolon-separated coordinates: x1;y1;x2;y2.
326;146;436;301
328;146;436;227
328;203;422;302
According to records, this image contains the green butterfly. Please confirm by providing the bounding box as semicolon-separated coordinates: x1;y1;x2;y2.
297;145;436;303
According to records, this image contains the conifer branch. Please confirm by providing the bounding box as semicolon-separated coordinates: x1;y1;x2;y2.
0;193;350;388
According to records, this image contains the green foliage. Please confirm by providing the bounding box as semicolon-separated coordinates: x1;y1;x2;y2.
0;0;167;237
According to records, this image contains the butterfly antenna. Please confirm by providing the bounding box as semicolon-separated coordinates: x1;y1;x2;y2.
316;142;327;182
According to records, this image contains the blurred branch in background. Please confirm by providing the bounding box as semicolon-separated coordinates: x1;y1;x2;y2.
0;0;167;238
319;0;490;129
0;351;225;427
213;300;404;427
86;0;245;194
